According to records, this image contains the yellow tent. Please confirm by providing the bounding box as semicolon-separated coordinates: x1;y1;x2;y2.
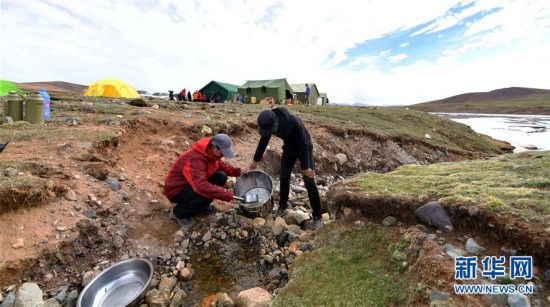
84;78;140;98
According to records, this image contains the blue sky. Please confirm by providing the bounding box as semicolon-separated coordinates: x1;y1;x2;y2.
1;0;549;105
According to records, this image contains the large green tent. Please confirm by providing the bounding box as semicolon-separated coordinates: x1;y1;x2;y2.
198;80;239;102
0;80;22;96
238;79;293;103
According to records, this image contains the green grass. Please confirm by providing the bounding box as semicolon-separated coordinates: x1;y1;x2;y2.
287;105;506;153
0;121;116;142
349;151;550;225
274;222;418;306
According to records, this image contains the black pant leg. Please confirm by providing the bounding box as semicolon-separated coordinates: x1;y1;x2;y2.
279;149;296;209
170;171;227;218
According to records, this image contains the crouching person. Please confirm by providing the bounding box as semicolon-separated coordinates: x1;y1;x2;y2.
164;134;243;228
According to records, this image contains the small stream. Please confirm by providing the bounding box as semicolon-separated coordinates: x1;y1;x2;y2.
437;113;550;152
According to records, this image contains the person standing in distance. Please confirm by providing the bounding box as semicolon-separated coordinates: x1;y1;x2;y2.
249;108;322;229
305;83;311;105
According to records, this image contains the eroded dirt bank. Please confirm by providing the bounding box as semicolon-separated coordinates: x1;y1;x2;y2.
1;100;532;305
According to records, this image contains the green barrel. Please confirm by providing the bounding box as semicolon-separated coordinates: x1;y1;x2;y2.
25;91;45;124
6;91;24;121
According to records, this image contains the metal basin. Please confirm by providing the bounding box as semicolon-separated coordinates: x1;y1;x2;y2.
234;170;273;213
77;258;154;307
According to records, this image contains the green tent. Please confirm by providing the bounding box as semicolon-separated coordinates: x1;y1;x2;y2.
199;80;239;103
238;79;293;103
0;80;22;96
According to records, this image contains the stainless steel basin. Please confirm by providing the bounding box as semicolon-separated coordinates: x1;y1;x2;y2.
77;258;154;307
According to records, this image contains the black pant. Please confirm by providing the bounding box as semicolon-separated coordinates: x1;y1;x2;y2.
170;171;227;218
279;146;321;218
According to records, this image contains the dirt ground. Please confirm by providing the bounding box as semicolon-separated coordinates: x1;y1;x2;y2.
0;98;547;304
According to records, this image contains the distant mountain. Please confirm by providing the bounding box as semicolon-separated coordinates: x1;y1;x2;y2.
16;81;88;94
409;87;550;115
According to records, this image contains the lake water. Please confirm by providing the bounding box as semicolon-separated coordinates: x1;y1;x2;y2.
436;113;550;153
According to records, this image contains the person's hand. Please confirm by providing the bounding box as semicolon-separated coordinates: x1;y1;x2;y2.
240;167;249;175
249;161;258;170
302;168;314;178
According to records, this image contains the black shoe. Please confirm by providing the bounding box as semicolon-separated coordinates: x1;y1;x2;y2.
170;208;195;229
202;204;217;215
274;206;287;217
312;217;322;230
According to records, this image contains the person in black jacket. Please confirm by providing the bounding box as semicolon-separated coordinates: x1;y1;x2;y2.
249;107;322;229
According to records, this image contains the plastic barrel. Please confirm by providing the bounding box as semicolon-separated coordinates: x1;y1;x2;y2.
25;91;45;124
6;91;24;121
38;89;50;120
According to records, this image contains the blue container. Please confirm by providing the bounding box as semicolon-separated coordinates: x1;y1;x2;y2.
38;89;50;120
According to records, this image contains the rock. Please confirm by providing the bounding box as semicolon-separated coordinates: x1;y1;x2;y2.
43;297;61;306
82;271;96;287
218;292;235;306
15;283;43;307
236;287;273;307
465;238;485;255
425;133;432;139
252;217;266;229
170;287;187;305
291;185;307;193
200;125;212;135
113;236;124;248
2;291;15;307
285;210;309;225
202;231;212;242
428;290;450;302
145;288;171;307
64;190;78;201
335;153;349;166
161;139;175;146
12;238;25;249
443;243;466;258
179;268;194;281
382;216;397;227
414;201;453;231
342;207;355;221
508;293;531;307
272;217;286;236
105;177;121;191
158;276;177;292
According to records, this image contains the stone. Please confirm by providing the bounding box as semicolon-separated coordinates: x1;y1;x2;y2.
236;287;273;307
180;268;194;281
382;216;397;227
335;153;348;164
105;177;121;191
170;287;187;306
15;283;44;307
465;238;485;255
508;293;531;307
272;217;286;236
64;190;78;201
12;238;25;249
414;201;453;231
158;276;177;292
43;297;61;307
82;270;96;287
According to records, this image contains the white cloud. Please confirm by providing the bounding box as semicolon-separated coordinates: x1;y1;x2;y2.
1;0;549;105
388;53;408;63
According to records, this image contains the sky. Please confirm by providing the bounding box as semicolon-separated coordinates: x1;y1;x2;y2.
1;0;550;105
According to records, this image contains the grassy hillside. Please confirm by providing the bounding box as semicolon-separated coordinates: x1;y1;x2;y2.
288;104;511;153
410;87;550;115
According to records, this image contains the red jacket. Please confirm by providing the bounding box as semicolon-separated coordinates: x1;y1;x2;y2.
164;137;240;201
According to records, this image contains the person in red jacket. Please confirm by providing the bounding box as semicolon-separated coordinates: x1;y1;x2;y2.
164;134;243;228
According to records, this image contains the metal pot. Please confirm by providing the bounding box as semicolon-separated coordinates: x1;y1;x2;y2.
234;170;273;216
77;258;154;307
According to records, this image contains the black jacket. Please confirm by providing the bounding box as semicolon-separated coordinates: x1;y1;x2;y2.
253;108;312;169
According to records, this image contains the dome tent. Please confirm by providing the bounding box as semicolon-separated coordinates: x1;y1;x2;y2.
0;80;23;96
84;79;140;98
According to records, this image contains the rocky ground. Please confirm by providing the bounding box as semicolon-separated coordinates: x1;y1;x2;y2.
0;97;547;306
